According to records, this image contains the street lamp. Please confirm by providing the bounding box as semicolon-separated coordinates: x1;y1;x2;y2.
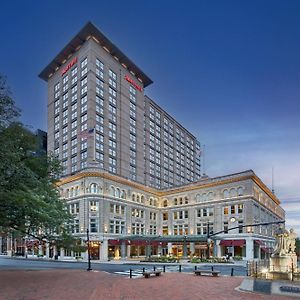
206;222;210;259
86;228;92;271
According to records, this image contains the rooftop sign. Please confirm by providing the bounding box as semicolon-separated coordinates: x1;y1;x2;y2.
124;75;143;92
61;57;78;76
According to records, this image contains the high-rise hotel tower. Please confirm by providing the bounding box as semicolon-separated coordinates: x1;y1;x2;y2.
39;22;201;189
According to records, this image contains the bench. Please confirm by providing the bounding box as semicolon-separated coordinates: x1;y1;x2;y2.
142;271;162;278
194;270;220;277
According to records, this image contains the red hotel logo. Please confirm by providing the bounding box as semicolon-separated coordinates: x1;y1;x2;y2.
61;57;78;76
124;75;143;92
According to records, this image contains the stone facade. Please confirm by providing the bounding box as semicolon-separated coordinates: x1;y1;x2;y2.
57;169;285;261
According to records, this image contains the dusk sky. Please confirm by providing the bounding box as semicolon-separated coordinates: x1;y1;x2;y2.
1;1;299;233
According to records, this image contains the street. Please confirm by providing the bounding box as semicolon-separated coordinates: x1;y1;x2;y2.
0;256;247;277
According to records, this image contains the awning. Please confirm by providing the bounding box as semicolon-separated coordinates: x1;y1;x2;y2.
255;239;263;245
219;239;245;247
261;247;273;253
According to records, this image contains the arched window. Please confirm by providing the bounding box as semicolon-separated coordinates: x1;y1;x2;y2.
90;183;98;194
223;189;229;198
208;192;214;200
230;188;237;197
70;188;74;197
66;189;70;198
153;199;157;207
75;186;79;196
149;198;153;206
136;194;140;202
202;193;207;201
141;195;145;203
174;198;178;205
184;196;189;204
196;194;201;202
163;199;168;207
116;188;121;198
110;186;116;197
132;193;136;201
237;187;243;196
120;190;126;199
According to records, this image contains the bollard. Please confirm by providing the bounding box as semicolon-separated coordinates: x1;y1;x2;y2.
231;268;234;276
179;265;182;272
211;266;214;271
153;266;156;271
163;265;166;272
130;269;132;279
143;267;145;273
195;266;197;271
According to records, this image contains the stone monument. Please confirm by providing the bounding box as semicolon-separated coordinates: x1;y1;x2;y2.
268;227;298;280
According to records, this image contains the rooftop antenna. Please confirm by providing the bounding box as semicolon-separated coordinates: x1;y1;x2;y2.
272;166;275;194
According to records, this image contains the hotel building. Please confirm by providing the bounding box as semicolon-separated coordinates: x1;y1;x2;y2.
34;22;285;261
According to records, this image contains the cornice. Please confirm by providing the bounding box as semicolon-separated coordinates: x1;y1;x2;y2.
56;171;281;206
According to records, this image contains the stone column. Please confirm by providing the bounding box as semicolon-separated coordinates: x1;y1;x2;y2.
158;245;162;256
114;245;120;259
146;244;151;258
245;237;254;260
216;240;222;257
127;245;131;258
189;242;195;256
100;239;108;261
53;245;57;259
6;236;12;256
121;241;127;260
168;242;172;255
38;244;43;256
60;248;65;260
46;243;50;259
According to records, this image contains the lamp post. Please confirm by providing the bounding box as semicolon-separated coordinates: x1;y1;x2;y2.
206;222;210;259
86;228;92;271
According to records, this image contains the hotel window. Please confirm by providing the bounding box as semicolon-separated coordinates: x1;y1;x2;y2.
223;222;228;234
238;221;244;233
71;76;77;85
81;151;87;160
89;200;98;212
223;207;229;215
238;204;243;214
96;58;104;78
90;218;98;233
81;57;87;69
231;205;236;214
131;223;144;235
110;220;125;234
71;67;77;77
71;85;77;95
173;224;188;235
149;225;157;235
163;212;168;221
81;85;87;95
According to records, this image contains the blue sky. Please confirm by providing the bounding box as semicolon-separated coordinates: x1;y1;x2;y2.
1;1;299;233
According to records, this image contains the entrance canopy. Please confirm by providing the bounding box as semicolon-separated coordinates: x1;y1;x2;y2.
108;234;207;245
219;239;245;247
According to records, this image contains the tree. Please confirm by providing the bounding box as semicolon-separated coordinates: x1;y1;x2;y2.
0;74;70;242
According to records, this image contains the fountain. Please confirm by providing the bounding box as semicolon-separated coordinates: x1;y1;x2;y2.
267;227;298;280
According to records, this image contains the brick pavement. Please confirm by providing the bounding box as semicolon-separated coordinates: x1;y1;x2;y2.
0;270;294;300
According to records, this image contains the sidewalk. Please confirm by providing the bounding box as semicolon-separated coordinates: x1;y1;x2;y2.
0;269;294;300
